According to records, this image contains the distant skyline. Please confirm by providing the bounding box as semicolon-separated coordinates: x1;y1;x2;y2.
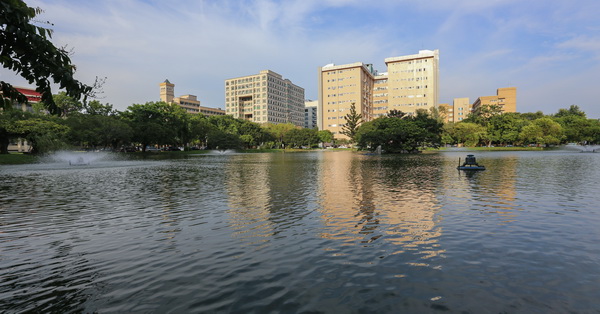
2;0;599;118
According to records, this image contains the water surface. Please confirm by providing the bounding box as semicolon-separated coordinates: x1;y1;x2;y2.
1;150;599;312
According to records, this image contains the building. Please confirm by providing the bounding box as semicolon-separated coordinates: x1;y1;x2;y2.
1;86;41;152
318;50;439;138
304;100;318;129
159;79;225;116
224;70;305;127
472;87;517;113
440;97;471;123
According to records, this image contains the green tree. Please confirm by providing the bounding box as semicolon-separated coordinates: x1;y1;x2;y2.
84;100;117;116
53;92;83;117
317;130;334;145
487;112;529;146
8;116;69;154
554;105;586;119
1;0;92;114
122;102;182;151
519;117;563;146
341;102;362;142
284;128;319;148
263;123;297;148
450;122;487;147
356;117;428;153
65;114;131;149
0;109;29;154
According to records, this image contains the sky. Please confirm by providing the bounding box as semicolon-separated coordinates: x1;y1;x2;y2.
2;0;600;118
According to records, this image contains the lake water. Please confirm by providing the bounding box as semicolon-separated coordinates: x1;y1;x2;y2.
1;149;599;313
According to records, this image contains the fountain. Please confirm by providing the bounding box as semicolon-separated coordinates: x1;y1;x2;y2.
45;151;112;166
564;143;599;153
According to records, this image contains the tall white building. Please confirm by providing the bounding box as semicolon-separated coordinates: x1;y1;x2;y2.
225;70;305;127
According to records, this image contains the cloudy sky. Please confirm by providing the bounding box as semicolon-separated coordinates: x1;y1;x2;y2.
3;0;600;118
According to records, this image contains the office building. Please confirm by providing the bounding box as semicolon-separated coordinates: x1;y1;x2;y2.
225;70;305;127
440;97;471;123
305;100;318;129
159;79;225;116
318;50;439;137
472;87;517;113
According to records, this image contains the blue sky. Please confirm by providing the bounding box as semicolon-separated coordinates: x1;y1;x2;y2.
2;0;600;118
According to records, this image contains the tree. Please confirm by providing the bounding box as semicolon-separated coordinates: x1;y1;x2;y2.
356;117;429;153
263;123;297;148
448;122;487;147
8;116;69;154
486;112;530;146
53;92;83;117
0;109;29;154
554;105;586;119
1;0;92;114
84;100;117;116
284;128;319;148
65;114;131;149
341;102;362;142
121;102;182;151
519;117;563;146
317;130;334;145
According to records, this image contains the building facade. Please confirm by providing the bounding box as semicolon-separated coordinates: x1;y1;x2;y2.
440;97;471;123
1;86;41;152
318;50;439;137
159;79;225;116
224;70;305;127
472;87;517;113
304;100;318;129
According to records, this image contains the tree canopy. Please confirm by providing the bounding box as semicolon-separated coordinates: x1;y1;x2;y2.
1;0;92;114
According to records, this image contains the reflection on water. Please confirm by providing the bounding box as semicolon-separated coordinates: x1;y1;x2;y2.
1;150;600;312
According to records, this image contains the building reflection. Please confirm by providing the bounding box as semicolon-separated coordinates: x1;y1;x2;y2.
317;152;444;259
444;155;519;222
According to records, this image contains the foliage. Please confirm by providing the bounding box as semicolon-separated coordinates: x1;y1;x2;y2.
356;109;443;153
65;114;132;149
317;130;334;144
121;102;185;151
443;122;487;147
53;92;83;117
0;0;92;114
263;123;297;148
283;128;319;148
341;103;362;141
8;116;69;153
0;109;30;154
519;117;563;146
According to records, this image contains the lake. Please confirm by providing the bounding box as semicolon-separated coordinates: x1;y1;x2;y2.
1;149;599;313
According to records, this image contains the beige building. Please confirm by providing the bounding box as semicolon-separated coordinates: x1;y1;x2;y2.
159;79;225;116
318;50;439;137
472;87;517;113
440;97;471;123
224;70;305;127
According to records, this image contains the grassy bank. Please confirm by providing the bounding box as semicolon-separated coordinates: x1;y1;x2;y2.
0;153;38;165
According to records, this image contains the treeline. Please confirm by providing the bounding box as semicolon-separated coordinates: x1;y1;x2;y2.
443;104;600;147
344;103;599;153
0;93;334;154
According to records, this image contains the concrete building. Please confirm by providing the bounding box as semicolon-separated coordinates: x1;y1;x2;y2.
159;79;225;116
318;50;439;137
225;70;305;127
1;86;41;151
304;100;318;129
472;87;517;113
440;97;471;123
